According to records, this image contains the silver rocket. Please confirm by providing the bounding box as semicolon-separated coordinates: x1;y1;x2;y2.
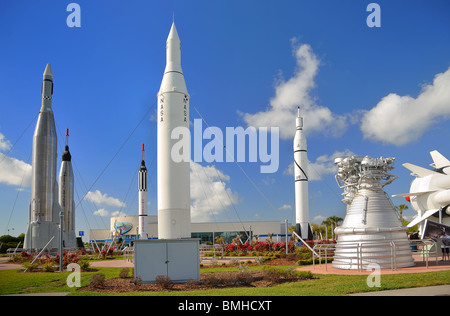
24;64;62;250
59;129;76;248
138;144;148;240
157;22;191;239
293;107;313;240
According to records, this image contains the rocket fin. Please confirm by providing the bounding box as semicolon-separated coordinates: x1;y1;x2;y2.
392;191;434;198
407;209;440;228
403;163;439;177
430;150;450;169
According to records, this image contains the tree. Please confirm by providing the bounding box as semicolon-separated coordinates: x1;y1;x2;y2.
395;204;409;221
321;216;343;240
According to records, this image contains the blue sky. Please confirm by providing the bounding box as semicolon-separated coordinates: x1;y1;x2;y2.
0;0;449;238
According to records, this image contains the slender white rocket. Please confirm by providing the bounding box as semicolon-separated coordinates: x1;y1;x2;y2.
58;129;76;248
138;144;148;240
293;107;312;240
157;22;191;239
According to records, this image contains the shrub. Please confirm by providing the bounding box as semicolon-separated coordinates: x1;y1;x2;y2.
42;262;55;272
229;258;241;266
78;259;90;271
90;273;105;288
133;276;142;286
155;275;173;290
255;256;266;265
119;268;130;279
262;265;312;284
22;261;38;272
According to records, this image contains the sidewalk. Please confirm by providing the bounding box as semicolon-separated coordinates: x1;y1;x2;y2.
350;284;450;296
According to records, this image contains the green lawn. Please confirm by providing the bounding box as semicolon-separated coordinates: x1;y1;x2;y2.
1;266;449;296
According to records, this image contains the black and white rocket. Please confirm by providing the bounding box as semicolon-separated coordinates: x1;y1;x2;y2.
293;107;313;240
59;129;76;248
138;144;148;240
24;64;62;250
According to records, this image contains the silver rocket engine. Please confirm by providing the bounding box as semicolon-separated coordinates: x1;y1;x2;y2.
59;129;76;248
157;22;191;239
24;64;62;250
138;144;148;240
293;107;313;240
333;155;414;269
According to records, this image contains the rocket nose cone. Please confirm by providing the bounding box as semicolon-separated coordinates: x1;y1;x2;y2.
167;22;180;41
43;64;53;80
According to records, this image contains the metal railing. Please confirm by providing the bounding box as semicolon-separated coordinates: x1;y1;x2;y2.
313;239;440;272
123;247;134;263
409;239;439;268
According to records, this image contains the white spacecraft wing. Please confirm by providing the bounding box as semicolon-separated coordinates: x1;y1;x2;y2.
430;150;450;169
392;191;434;197
403;163;439;177
407;209;440;227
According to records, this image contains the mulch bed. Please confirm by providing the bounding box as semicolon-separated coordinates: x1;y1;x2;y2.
80;257;313;293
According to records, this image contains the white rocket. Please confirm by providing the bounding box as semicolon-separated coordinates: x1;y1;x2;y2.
393;150;450;232
157;22;191;239
293;107;313;240
24;64;62;250
58;129;76;248
138;144;148;240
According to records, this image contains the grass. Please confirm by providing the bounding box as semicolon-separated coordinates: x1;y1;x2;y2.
1;266;449;296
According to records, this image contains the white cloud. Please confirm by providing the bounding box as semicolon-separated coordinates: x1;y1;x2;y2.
284;149;354;181
242;40;348;140
278;204;292;210
361;67;450;145
0;133;31;187
190;161;239;222
312;215;326;224
0;153;32;187
85;190;126;208
93;208;109;217
0;133;12;151
111;210;127;217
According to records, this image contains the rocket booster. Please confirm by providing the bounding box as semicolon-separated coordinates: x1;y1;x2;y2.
293;107;313;240
24;64;61;250
59;129;76;248
138;144;148;240
157;22;191;239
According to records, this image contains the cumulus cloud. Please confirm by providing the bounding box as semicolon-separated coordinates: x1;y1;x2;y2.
93;208;109;217
0;153;32;187
361;67;450;145
190;161;239;222
278;204;292;210
0;133;12;151
86;190;126;208
242;40;348;139
0;133;32;187
284;149;355;180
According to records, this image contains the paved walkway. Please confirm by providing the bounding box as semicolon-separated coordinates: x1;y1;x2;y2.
350;284;450;296
296;255;450;275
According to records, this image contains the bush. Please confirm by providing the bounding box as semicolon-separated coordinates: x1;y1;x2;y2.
78;259;90;271
255;256;266;265
155;275;173;290
119;268;130;278
42;262;55;272
90;273;105;288
22;261;38;272
262;265;312;284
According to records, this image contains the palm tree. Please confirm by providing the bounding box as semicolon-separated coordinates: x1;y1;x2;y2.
322;216;343;240
215;236;225;259
395;204;409;221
